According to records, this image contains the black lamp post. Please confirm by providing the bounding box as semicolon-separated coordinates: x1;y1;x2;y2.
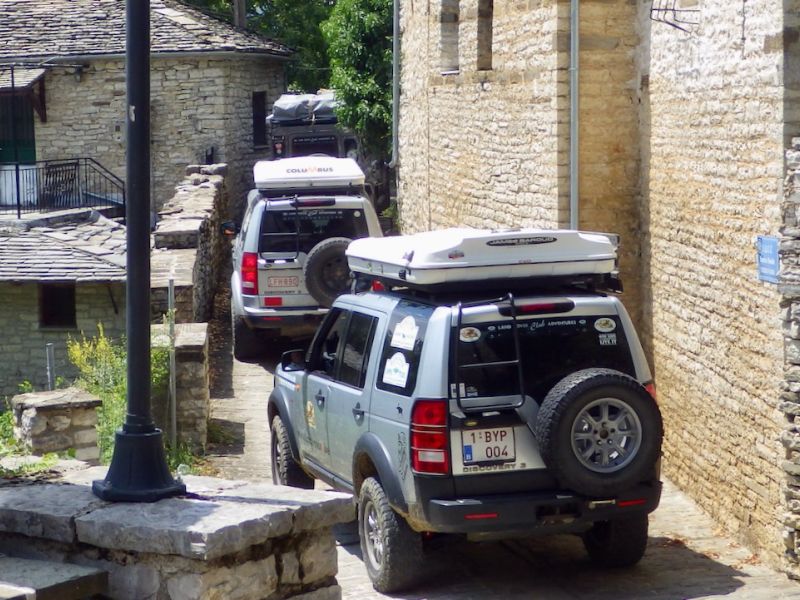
92;0;185;502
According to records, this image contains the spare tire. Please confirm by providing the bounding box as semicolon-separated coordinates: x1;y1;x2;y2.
304;237;353;307
534;368;662;497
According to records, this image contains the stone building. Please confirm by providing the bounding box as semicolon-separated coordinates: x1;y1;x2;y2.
397;0;800;575
0;0;290;213
0;211;127;398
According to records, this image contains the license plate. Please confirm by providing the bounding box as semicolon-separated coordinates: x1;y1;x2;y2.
267;276;299;288
462;427;515;464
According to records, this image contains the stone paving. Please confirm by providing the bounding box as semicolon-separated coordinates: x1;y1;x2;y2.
206;306;800;599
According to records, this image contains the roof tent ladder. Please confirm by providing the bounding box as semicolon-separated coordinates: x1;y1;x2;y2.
452;293;526;412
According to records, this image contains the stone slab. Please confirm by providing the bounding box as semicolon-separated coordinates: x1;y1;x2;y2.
0;556;107;600
198;482;355;533
0;484;104;543
67;474;351;560
10;388;101;412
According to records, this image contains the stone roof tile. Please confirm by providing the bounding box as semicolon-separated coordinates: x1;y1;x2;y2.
0;213;127;282
0;0;291;61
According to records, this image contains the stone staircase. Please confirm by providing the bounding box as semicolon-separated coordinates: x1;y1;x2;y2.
0;556;107;600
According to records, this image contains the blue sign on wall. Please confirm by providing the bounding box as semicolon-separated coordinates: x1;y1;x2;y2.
757;235;780;284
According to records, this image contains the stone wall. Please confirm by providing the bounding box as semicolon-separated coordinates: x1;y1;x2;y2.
152;164;230;324
10;388;101;463
0;282;126;398
152;323;211;453
780;139;800;576
397;0;643;320
639;0;786;564
35;56;283;213
0;467;351;600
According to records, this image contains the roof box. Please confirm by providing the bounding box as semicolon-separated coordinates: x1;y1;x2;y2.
254;156;365;191
346;228;618;288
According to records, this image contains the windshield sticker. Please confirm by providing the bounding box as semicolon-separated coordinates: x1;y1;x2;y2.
599;333;618;346
459;327;481;342
594;318;617;333
391;316;418;351
450;382;467;398
354;210;361;217
383;352;410;387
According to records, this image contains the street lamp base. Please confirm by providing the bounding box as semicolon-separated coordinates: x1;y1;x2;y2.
92;428;186;502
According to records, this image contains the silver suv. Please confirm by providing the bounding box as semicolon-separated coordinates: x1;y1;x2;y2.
268;241;663;593
226;157;381;359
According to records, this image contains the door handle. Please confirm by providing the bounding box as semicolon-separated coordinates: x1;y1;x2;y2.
315;391;326;407
352;402;365;419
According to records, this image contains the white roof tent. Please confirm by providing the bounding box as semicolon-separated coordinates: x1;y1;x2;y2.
347;228;622;291
254;156;365;192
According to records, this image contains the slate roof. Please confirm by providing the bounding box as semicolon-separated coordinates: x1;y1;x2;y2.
0;0;291;62
0;212;127;282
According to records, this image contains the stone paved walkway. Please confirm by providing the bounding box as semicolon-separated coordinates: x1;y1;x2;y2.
206;299;800;599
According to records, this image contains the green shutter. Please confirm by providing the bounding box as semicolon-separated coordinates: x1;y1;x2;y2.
0;95;36;164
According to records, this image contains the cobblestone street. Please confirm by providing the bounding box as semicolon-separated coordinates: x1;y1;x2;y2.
205;294;800;599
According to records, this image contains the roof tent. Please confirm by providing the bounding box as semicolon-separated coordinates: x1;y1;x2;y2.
254;156;365;191
346;228;619;288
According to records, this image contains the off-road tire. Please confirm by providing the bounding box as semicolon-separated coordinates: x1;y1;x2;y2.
304;237;353;307
270;416;314;489
358;477;423;593
583;514;649;567
232;314;262;361
534;368;663;497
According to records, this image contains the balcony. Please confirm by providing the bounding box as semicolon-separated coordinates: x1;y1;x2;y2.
0;158;125;219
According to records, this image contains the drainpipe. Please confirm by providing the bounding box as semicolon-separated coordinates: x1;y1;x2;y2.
388;0;400;169
569;0;580;229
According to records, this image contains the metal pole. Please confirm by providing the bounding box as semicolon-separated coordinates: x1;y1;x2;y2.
45;343;55;391
93;0;185;502
569;0;580;230
168;277;176;449
10;66;21;219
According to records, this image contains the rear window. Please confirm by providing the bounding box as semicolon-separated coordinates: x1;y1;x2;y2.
259;208;369;254
452;315;635;402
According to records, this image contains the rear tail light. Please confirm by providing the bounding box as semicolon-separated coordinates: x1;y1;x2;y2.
645;382;657;401
241;252;259;296
291;197;336;207
411;399;450;475
498;301;575;316
371;280;386;292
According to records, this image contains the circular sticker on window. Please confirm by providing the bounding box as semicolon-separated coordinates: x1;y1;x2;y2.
594;318;616;333
459;327;481;342
354;210;361;217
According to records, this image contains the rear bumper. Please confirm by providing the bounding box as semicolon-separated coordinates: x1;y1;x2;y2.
243;308;326;337
420;481;662;536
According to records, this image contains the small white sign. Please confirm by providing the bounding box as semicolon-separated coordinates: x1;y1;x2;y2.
383;352;410;387
391;316;418;351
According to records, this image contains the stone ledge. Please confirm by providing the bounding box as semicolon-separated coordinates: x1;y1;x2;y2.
11;389;101;412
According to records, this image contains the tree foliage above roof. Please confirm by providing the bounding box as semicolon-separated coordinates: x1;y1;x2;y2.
185;0;334;92
322;0;392;160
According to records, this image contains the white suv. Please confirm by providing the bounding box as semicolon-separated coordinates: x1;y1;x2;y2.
226;157;382;359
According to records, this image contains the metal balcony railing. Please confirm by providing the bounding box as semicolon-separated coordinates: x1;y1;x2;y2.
0;158;126;218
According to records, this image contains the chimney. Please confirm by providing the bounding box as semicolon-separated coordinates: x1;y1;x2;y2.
233;0;246;28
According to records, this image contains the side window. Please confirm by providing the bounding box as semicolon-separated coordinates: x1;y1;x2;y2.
338;312;378;389
310;309;349;378
376;301;434;396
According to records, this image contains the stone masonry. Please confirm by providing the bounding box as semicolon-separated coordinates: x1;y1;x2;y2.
35;56;283;213
0;282;126;398
152;164;231;324
0;466;352;600
397;0;795;571
10;388;101;463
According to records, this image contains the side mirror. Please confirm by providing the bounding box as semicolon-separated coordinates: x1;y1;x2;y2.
220;220;239;237
281;349;307;372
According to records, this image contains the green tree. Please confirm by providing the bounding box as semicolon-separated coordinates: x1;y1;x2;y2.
321;0;392;160
185;0;334;92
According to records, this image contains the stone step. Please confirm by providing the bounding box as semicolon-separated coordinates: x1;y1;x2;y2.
0;556;107;600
